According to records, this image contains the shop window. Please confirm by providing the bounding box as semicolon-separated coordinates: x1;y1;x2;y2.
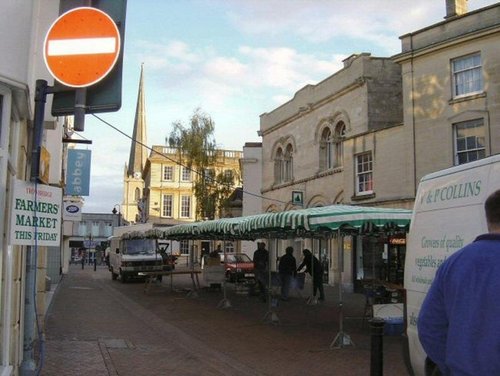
224;242;234;253
180;240;189;255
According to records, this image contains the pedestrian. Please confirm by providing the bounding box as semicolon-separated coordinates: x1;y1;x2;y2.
418;189;500;376
278;246;296;300
200;247;209;265
297;249;325;301
253;242;269;301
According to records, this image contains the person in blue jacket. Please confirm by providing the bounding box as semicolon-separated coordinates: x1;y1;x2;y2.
418;189;500;376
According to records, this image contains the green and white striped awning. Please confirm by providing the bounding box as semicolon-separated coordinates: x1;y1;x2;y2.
307;205;411;231
149;204;411;240
161;223;198;239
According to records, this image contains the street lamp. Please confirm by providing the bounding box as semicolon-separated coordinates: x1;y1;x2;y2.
112;204;122;227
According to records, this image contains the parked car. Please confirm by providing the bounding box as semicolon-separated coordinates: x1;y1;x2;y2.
220;253;255;283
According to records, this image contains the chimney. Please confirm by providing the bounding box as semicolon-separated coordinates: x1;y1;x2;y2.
445;0;468;18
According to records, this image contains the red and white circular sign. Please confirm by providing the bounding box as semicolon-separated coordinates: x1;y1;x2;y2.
43;7;121;88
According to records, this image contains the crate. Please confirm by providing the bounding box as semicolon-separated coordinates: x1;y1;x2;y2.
384;318;404;336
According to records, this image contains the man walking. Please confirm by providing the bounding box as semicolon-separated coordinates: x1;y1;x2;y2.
253;242;269;302
418;189;500;375
278;246;296;301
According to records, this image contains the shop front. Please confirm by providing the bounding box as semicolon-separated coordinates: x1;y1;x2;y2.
353;234;406;292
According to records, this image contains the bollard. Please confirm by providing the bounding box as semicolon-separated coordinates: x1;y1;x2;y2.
94;258;97;271
369;317;385;376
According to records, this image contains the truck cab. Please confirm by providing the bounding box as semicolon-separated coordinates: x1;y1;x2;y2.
108;235;164;283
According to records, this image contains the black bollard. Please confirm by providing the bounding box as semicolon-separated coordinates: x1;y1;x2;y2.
369;317;385;376
94;258;97;271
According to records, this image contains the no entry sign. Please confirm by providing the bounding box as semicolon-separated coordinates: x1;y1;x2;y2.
44;7;121;88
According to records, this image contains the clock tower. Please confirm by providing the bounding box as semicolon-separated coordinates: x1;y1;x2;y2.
123;64;148;223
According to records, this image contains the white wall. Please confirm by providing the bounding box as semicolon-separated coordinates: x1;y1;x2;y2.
240;143;262;257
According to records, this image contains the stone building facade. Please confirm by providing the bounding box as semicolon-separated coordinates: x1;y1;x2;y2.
260;53;411;212
393;2;500;186
142;146;243;225
258;1;500;290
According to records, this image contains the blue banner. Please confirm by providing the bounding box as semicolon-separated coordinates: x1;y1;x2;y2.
66;149;91;196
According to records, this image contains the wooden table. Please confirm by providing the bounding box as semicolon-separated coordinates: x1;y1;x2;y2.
140;269;201;295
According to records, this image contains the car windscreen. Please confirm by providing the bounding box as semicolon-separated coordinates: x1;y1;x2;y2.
226;254;252;263
123;239;156;255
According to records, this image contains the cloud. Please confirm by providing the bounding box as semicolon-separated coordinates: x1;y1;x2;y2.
222;0;483;54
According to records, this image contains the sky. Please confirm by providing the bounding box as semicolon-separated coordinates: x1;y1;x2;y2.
77;0;499;213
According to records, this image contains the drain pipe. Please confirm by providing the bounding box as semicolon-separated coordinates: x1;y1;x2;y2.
20;247;37;375
20;79;50;375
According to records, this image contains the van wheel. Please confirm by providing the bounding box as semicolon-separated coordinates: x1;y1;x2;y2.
120;271;128;283
111;270;118;280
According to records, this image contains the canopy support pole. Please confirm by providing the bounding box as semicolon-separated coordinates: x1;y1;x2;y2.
217;239;232;309
263;237;279;324
186;239;199;298
330;229;355;349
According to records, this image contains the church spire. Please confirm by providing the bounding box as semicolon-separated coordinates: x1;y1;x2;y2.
127;63;148;178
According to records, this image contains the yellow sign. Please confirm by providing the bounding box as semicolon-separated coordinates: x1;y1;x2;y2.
39;146;51;184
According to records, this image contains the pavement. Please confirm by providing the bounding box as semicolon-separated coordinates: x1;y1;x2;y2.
40;264;411;375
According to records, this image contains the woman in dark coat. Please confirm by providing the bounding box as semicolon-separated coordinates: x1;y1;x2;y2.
297;249;325;301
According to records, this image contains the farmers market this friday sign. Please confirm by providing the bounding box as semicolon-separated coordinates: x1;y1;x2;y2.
10;179;62;246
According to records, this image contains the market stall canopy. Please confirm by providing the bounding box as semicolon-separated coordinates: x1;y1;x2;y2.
156;204;411;240
306;205;412;231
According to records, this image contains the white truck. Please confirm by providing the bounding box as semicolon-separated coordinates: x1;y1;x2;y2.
404;154;500;375
108;234;164;283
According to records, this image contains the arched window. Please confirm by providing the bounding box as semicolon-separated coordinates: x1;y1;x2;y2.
284;144;293;182
274;147;284;184
134;187;141;202
319;119;346;171
320;127;334;170
333;121;346;168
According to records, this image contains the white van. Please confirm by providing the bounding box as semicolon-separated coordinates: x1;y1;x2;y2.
404;154;500;376
108;235;164;282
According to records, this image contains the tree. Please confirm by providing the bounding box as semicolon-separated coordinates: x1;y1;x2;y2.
167;108;235;220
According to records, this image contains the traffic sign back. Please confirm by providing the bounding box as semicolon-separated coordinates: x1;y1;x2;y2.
44;7;121;88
